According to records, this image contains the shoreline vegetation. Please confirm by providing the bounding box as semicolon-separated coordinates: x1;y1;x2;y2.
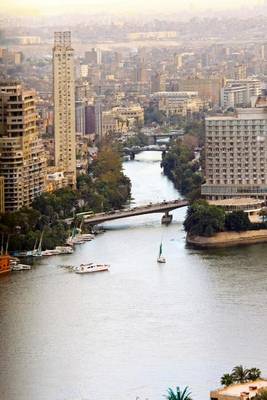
184;201;267;248
0;146;131;253
161;137;203;202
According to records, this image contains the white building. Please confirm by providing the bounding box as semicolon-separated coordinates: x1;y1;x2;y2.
221;79;262;109
151;91;203;116
53;31;76;187
202;105;267;199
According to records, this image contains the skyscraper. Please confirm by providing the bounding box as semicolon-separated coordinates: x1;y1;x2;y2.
0;82;46;212
53;31;76;187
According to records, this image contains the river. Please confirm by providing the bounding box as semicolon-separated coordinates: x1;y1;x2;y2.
1;151;267;400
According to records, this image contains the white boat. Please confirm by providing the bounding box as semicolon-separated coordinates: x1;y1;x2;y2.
74;263;110;274
157;242;166;263
75;234;94;241
55;246;74;254
41;249;62;256
11;263;31;271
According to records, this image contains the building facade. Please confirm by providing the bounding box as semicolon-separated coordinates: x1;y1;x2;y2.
0;82;46;212
202;107;267;199
53;31;76;187
152;91;203;116
221;79;262;109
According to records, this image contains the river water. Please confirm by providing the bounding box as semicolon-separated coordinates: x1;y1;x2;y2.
1;151;267;400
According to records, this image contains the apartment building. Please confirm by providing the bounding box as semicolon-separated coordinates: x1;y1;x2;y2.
221;79;262;109
202;106;267;199
177;78;223;105
0;82;46;212
102;105;144;136
152;91;203;117
53;31;76;187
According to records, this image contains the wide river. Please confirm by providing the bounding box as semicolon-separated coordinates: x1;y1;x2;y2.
1;151;267;400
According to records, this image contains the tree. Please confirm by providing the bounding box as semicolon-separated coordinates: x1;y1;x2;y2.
232;365;249;383
254;389;267;400
221;374;234;387
165;386;192;400
184;201;225;237
225;211;251;232
247;368;261;381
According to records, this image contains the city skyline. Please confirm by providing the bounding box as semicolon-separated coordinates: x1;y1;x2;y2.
0;0;263;16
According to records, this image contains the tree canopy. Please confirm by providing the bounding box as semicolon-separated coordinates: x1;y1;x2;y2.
184;200;225;237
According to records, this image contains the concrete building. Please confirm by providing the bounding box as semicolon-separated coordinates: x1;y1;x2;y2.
53;31;76;187
177;78;223;105
0;82;46;212
102;105;144;136
210;380;267;400
222;79;262;109
151;91;203;117
234;64;247;80
202;106;267;199
75;101;86;134
0;177;4;213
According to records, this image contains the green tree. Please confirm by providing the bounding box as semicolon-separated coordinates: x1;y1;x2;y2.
225;211;251;232
165;386;192;400
254;389;267;400
184;201;225;237
247;368;261;381
232;365;249;383
221;373;234;387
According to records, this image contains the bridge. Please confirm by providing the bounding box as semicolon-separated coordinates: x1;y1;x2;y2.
82;199;188;226
143;129;184;145
123;144;167;159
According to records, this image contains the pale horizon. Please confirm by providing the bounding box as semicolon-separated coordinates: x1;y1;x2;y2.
0;0;264;17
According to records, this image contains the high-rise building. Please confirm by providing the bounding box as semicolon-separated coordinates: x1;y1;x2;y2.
234;64;247;80
202;103;267;200
0;82;46;212
53;31;76;187
95;96;104;142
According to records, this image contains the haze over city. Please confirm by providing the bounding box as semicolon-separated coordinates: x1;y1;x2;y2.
0;0;264;16
2;0;267;400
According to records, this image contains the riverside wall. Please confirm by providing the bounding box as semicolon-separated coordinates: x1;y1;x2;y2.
187;229;267;248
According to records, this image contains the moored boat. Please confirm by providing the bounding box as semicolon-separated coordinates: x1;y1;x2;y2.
0;254;11;274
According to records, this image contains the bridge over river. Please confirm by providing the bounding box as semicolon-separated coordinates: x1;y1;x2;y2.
81;199;188;226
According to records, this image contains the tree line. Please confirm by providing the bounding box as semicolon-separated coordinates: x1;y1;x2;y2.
0;146;131;252
184;200;267;237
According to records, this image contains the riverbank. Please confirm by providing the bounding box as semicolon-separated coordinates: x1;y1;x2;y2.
187;229;267;248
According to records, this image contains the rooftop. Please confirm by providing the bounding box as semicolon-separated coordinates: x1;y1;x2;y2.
209;198;263;207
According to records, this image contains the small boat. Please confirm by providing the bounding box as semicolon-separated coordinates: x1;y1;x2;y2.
41;249;62;256
11;263;31;271
157;242;166;263
55;246;74;254
74;263;110;274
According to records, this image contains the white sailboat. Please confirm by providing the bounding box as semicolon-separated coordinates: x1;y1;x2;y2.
157;241;166;263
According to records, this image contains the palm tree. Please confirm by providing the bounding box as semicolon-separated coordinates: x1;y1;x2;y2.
232;365;249;383
247;368;262;381
221;373;234;387
165;386;192;400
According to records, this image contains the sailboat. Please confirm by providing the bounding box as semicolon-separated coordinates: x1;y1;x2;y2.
157;241;166;263
32;231;44;257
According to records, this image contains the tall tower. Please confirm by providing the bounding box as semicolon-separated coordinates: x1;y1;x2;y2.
53;31;76;187
0;82;46;212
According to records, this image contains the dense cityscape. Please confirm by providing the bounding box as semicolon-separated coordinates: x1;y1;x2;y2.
2;1;267;399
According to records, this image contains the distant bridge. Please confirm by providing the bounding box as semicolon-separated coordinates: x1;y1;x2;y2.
82;199;188;226
143;129;184;144
123;144;167;158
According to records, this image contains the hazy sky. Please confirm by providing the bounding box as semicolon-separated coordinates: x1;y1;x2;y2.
0;0;263;16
